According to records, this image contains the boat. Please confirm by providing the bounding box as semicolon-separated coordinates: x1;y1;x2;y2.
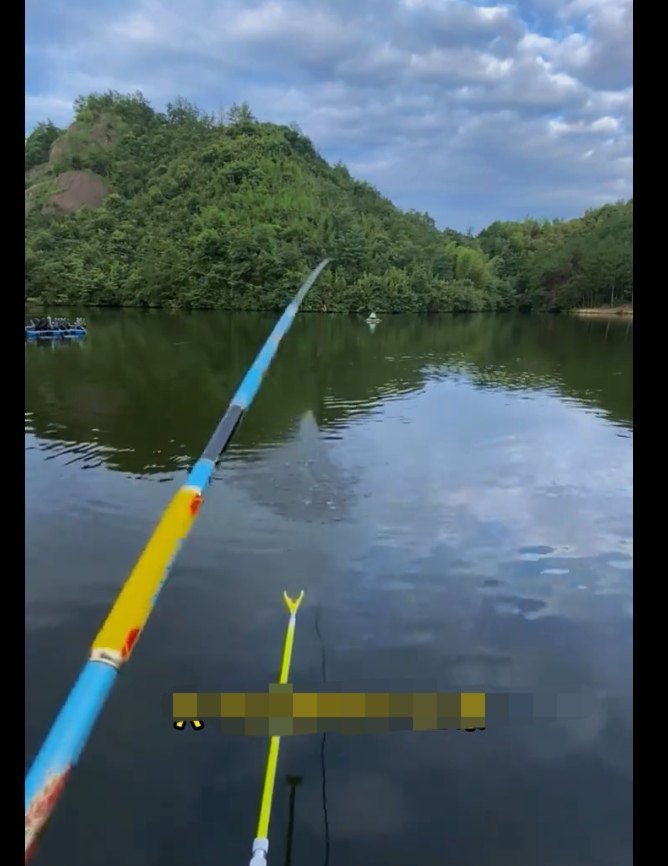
25;316;87;340
25;327;87;339
365;311;381;324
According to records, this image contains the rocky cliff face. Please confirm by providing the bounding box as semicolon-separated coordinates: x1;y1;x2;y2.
24;113;125;214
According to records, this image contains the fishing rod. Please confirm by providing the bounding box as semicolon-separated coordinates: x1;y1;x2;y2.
25;259;331;861
249;591;305;866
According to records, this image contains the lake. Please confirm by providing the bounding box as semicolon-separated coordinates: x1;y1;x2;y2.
25;311;632;866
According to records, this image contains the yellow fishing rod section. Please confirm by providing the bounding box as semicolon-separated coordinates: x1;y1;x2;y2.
249;590;304;866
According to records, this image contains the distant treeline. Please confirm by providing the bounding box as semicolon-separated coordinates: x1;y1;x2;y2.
25;92;633;313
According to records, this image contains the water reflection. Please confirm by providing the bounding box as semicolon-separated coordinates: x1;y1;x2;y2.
25;311;632;866
25;312;632;475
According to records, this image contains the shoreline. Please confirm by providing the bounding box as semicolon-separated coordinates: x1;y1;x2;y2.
26;299;634;318
571;306;633;318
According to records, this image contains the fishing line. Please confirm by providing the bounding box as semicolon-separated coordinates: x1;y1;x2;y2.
314;606;331;866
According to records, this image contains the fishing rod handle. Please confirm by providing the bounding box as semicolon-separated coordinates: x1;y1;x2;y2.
249;837;269;865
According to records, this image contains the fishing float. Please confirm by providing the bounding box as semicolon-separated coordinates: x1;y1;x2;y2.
249;590;305;866
25;259;331;861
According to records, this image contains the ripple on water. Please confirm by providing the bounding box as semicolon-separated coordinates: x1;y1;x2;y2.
517;545;555;561
608;559;633;570
493;595;548;617
401;630;434;647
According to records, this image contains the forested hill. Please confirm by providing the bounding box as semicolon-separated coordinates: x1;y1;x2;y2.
25;92;632;313
478;202;632;312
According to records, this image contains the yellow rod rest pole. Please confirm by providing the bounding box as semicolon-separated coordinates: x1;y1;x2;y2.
249;591;304;866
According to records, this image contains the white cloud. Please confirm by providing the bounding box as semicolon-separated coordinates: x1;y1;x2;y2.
25;0;632;230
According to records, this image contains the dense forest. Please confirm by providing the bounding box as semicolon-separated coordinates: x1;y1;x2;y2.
25;92;633;313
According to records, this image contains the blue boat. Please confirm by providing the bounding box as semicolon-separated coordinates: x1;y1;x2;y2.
25;316;87;340
25;327;87;339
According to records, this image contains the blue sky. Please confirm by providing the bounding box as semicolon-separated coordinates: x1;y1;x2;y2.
25;0;632;231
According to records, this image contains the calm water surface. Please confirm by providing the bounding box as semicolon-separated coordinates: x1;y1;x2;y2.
25;311;632;866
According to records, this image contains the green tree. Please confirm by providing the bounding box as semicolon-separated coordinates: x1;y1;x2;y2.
25;92;632;315
25;121;62;171
227;102;256;126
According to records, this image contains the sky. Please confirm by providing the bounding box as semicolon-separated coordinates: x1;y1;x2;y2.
25;0;632;231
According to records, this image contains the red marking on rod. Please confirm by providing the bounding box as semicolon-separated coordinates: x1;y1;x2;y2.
190;493;203;516
25;766;73;861
122;627;140;659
